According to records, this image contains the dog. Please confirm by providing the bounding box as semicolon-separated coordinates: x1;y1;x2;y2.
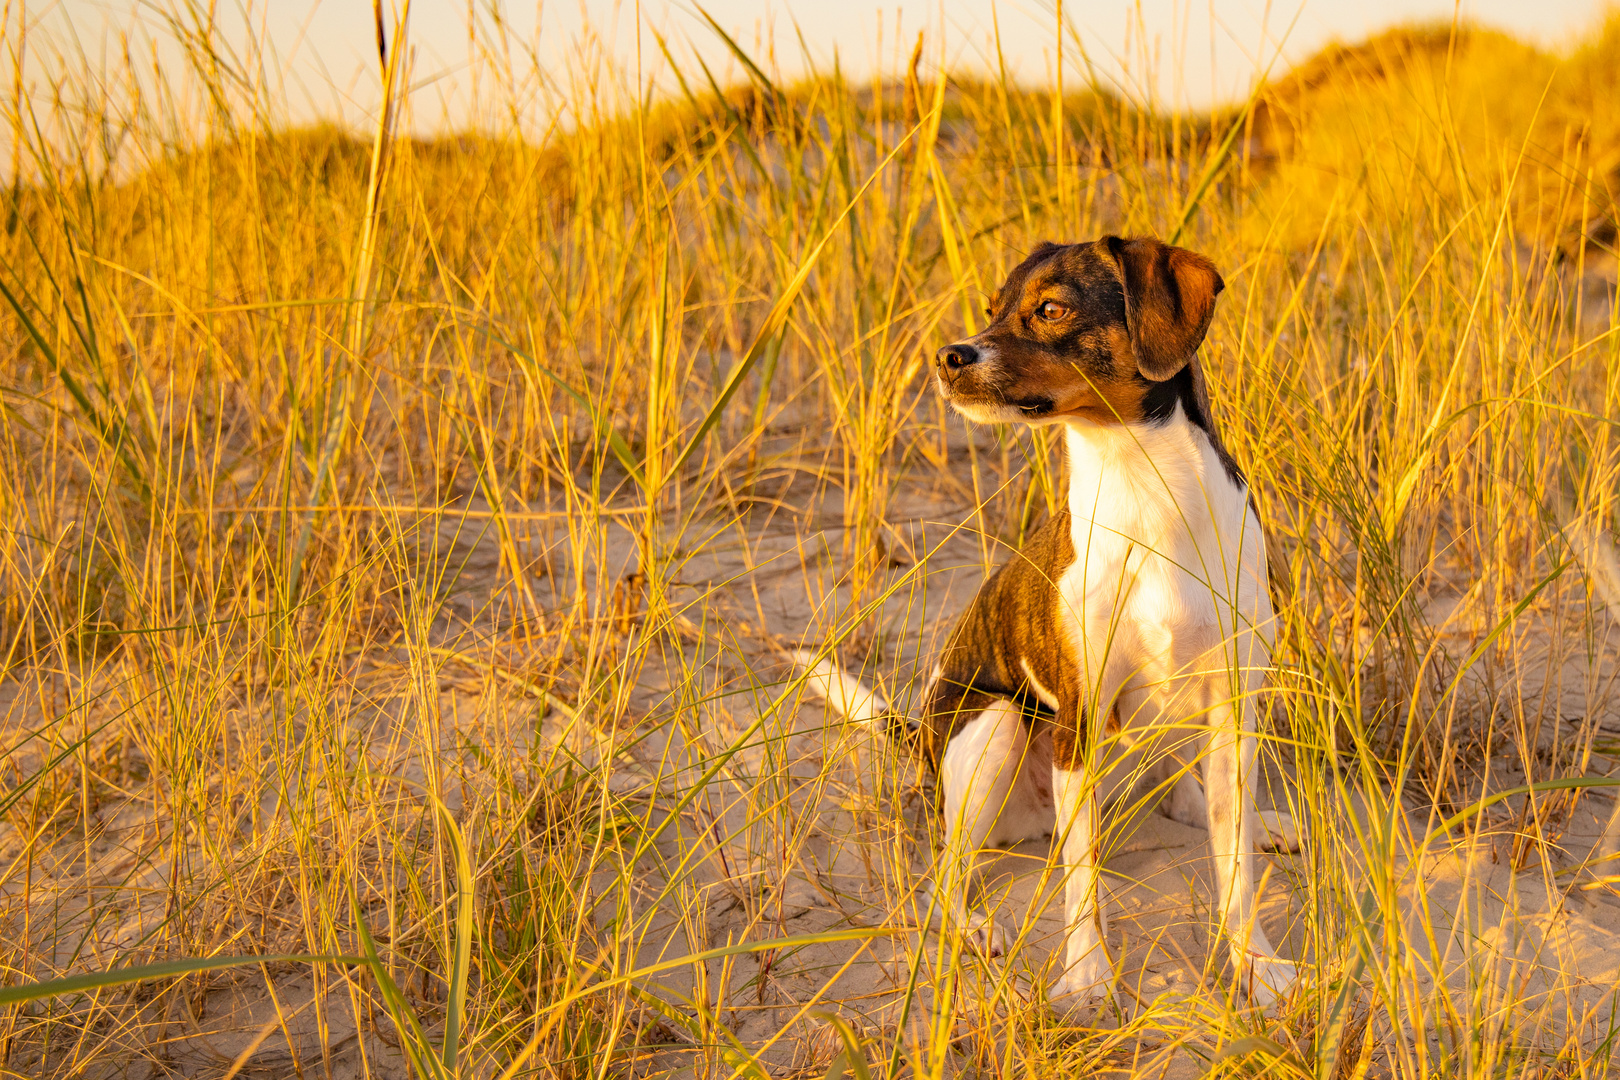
799;235;1299;1009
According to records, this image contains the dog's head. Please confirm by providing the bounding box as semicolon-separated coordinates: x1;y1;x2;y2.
933;236;1224;426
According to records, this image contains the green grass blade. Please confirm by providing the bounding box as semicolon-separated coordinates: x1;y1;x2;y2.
1427;559;1570;722
0;716;118;817
812;1012;873;1080
0;270;148;499
626;984;771;1080
1433;776;1620;837
354;895;447;1080
432;796;476;1074
694;5;783;107
0;954;362;1008
1316;886;1378;1080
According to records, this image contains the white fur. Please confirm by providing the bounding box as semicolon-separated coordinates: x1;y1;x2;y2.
1017;657;1060;710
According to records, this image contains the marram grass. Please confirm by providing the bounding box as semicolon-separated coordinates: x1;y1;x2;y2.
0;4;1616;1078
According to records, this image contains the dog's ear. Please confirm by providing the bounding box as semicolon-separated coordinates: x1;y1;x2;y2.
1104;236;1224;381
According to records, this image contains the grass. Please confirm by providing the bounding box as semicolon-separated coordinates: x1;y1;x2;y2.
0;2;1617;1077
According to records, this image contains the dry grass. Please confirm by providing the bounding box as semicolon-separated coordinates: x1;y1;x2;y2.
0;3;1617;1077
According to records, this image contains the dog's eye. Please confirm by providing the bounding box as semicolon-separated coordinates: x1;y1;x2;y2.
1037;301;1070;321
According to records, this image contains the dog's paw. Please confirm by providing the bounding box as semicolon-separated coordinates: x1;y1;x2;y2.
1258;810;1301;853
963;913;1007;958
1242;952;1299;1008
1047;960;1114;1015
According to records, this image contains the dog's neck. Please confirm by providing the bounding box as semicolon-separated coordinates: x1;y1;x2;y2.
1062;408;1205;519
1060;360;1245;532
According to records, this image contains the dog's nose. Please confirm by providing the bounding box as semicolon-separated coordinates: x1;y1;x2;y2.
936;343;980;371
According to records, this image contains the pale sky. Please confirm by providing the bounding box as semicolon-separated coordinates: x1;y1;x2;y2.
36;0;1613;135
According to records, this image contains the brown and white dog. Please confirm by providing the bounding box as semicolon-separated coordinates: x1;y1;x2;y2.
800;235;1298;1009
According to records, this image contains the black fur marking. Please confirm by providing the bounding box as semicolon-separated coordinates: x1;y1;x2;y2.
1138;368;1185;425
1015;396;1055;416
1137;360;1246;487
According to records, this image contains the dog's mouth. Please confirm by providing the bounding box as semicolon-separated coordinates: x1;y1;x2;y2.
1015;397;1054;418
934;371;1057;423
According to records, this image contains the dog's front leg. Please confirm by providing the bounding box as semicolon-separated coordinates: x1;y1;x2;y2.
1048;714;1111;1008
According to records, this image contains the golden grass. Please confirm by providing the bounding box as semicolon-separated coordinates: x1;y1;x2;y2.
0;3;1617;1077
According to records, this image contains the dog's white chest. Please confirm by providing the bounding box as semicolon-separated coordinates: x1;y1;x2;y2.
1056;414;1269;682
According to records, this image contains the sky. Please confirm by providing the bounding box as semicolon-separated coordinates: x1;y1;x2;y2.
36;0;1614;135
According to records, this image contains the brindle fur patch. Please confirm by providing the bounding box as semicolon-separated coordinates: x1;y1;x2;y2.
919;512;1080;769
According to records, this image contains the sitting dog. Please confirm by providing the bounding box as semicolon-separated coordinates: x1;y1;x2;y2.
800;235;1298;1009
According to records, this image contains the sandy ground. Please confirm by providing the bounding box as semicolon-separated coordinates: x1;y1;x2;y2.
9;440;1620;1077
